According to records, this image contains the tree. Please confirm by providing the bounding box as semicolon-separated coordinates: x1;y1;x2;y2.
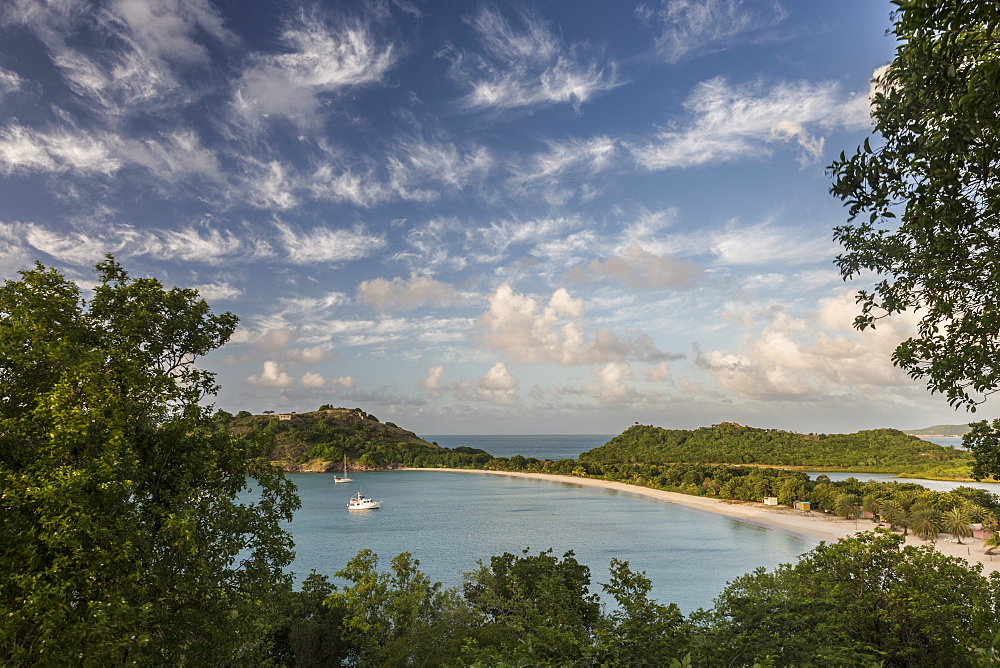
910;507;943;541
591;558;690;665
697;530;997;666
834;493;861;520
829;2;1000;410
326;550;472;666
462;548;601;663
942;506;973;544
0;259;300;664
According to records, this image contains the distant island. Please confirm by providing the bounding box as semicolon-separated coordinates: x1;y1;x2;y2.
903;424;971;437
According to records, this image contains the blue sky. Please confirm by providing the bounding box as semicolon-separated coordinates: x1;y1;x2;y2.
0;0;972;435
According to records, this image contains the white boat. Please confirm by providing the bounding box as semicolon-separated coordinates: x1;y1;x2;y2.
347;491;381;510
334;456;353;483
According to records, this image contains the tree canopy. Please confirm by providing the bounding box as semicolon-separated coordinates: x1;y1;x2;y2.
0;259;300;664
829;1;1000;410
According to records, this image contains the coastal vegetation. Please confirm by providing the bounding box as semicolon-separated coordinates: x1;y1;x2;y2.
270;531;1000;666
216;408;492;471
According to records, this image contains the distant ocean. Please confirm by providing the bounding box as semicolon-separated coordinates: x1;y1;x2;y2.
421;434;613;460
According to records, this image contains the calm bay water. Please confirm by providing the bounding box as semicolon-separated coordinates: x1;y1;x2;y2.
278;433;991;614
285;468;816;614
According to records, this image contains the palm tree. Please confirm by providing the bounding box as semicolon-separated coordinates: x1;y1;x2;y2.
984;533;1000;555
942;507;972;544
878;499;905;533
910;507;943;542
861;494;881;522
834;493;860;520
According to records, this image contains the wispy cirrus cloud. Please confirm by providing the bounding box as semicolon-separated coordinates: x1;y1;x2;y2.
275;221;386;265
0;124;121;175
4;0;234;116
0;67;22;97
450;6;621;112
636;0;788;64
232;10;395;128
632;76;861;169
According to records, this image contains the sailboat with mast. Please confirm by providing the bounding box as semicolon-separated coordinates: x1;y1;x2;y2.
334;456;353;483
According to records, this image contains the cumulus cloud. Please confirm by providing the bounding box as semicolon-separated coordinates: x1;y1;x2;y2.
644;361;671;381
284;346;330;365
478;284;671;365
585;362;640;403
301;371;325;388
571;243;702;289
696;292;921;401
450;6;620;111
632;76;860;169
358;273;457;312
245;360;294;388
330;376;356;389
637;0;788;64
418;365;447;399
476;361;519;405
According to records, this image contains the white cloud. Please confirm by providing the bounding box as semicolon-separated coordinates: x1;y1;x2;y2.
697;292;921;402
638;0;788;64
232;12;394;127
276;222;386;265
301;371;325;388
585;362;640;403
514;136;619;183
644;361;671;381
574;243;702;289
245;360;294;388
632;77;857;170
476;361;519;405
478;284;669;365
330;376;356;389
0;124;121;175
418;365;447;399
452;6;621;111
358;273;457;312
192;280;241;302
284;346;330;365
711;219;835;266
0;68;23;97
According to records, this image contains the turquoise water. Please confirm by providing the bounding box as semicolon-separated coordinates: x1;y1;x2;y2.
284;469;817;614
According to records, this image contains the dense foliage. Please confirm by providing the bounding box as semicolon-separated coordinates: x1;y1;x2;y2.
577;423;969;474
0;260;299;664
829;0;1000;410
219;408;493;470
272;532;1000;666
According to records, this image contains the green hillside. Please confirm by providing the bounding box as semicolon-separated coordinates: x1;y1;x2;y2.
903;424;971;437
578;422;971;476
217;407;492;471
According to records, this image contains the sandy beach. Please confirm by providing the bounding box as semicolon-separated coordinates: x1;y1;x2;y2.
415;468;1000;574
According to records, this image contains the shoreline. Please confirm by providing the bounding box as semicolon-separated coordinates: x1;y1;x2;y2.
408;468;1000;574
